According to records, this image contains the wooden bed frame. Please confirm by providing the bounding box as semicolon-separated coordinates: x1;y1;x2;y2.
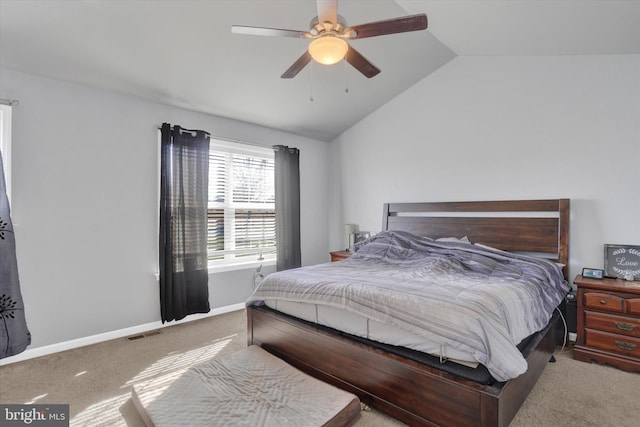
248;199;570;427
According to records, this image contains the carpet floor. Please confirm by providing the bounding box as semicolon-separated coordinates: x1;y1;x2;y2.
0;309;637;426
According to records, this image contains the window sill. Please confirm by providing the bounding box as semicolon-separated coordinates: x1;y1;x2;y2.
208;259;276;274
153;259;275;281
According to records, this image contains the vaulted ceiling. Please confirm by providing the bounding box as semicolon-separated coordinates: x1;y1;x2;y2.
1;0;639;142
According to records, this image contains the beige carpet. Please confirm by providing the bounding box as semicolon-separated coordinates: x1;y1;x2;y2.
0;309;637;427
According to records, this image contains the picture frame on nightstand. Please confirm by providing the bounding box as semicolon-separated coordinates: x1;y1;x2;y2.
604;244;640;280
581;267;604;279
354;231;371;245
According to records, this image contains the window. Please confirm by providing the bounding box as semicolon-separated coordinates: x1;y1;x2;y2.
0;104;11;202
208;139;276;268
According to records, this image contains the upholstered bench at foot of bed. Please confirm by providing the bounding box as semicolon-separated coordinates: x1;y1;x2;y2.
131;345;361;427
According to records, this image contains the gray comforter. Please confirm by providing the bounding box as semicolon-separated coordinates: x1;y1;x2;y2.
247;230;569;381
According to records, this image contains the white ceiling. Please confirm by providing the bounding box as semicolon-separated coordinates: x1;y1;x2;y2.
1;0;639;142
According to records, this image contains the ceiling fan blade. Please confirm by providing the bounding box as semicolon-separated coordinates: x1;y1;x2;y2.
345;46;380;78
281;50;313;79
345;13;427;39
232;25;310;38
316;0;338;25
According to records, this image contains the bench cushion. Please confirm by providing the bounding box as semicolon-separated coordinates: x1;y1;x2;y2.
131;345;361;427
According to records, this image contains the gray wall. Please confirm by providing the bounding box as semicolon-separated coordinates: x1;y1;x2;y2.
0;68;330;352
329;55;640;282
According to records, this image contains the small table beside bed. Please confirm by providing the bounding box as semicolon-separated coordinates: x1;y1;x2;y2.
247;199;570;427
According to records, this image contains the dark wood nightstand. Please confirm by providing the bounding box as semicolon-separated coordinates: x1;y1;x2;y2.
573;274;640;373
330;250;351;262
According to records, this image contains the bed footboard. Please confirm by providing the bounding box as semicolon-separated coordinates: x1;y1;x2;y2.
247;305;558;427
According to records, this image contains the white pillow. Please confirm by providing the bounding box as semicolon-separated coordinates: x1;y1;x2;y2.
436;236;471;243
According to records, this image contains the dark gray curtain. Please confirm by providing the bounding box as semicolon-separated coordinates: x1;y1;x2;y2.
273;145;301;271
0;151;30;358
159;123;210;323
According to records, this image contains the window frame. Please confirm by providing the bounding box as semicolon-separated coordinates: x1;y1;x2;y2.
0;104;12;203
207;139;276;272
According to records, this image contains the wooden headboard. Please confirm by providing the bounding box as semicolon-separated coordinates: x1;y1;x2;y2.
382;199;570;278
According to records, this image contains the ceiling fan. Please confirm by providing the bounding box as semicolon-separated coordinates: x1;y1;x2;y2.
231;0;427;79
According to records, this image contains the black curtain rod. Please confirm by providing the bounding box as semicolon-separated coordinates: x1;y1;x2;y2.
0;99;19;106
156;125;270;150
157;124;211;137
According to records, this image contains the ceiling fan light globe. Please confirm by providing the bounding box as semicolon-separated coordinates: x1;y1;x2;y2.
308;36;348;65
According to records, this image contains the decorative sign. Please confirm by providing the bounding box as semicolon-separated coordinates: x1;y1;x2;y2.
604;244;640;280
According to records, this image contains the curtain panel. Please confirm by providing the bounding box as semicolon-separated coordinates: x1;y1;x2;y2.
159;123;210;323
0;151;30;358
273;145;301;271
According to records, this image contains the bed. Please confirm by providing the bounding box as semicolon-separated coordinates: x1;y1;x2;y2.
246;199;570;427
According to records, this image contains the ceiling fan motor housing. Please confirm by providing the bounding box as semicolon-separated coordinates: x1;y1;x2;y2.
309;15;349;37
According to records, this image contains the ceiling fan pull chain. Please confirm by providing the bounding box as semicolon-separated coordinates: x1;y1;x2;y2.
309;62;313;101
344;60;349;93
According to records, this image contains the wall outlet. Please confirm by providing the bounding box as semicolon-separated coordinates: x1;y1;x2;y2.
569;332;577;342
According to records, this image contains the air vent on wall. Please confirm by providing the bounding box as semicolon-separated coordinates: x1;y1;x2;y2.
127;330;163;341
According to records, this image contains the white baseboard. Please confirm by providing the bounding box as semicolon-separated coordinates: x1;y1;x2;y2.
0;303;245;366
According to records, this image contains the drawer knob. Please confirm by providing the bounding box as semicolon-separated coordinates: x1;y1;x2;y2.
614;322;636;331
615;341;637;351
600;299;607;305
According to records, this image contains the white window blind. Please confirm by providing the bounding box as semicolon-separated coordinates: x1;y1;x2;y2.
208;140;275;266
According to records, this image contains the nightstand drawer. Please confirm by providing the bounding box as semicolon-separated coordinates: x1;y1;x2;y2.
585;329;640;358
585;311;640;338
584;292;624;313
629;298;640;316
